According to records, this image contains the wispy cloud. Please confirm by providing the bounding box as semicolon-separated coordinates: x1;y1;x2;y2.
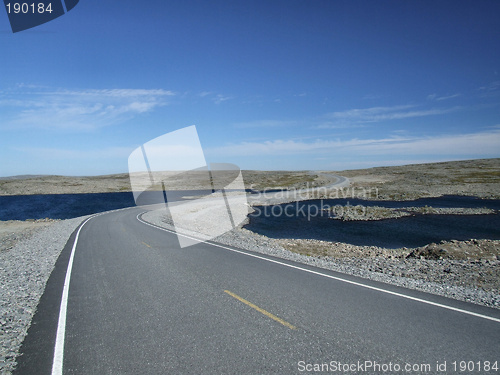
323;104;461;127
362;93;388;100
233;120;296;129
436;93;461;101
428;93;461;101
314;121;366;130
477;81;500;98
478;81;500;92
214;94;232;104
327;105;414;119
327;104;459;121
198;91;233;104
0;86;175;130
324;157;467;170
13;146;132;160
208;128;500;158
238;103;462;130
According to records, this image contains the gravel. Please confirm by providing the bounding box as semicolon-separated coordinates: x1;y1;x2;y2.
0;216;88;374
328;205;496;221
142;209;500;310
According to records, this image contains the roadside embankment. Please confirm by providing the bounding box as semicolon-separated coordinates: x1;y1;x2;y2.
0;216;88;374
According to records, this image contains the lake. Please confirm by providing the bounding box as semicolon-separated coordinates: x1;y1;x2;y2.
1;193;499;248
244;196;500;248
0;189;254;221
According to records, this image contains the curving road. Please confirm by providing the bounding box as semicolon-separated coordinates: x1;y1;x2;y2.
15;207;500;374
248;173;350;206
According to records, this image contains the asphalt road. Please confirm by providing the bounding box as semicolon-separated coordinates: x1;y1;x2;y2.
323;174;349;189
15;207;500;374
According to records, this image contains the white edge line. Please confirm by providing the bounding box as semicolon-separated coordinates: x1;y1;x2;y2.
51;215;93;375
136;212;500;324
52;206;135;375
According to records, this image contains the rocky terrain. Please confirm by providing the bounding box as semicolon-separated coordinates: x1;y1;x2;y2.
0;174;133;196
0;171;325;196
0;219;58;253
279;238;500;292
327;204;496;221
3;157;497;198
341;157;500;200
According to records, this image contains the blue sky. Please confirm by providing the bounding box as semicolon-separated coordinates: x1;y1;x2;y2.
1;0;499;176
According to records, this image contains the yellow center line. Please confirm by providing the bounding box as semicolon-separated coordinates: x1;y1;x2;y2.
224;290;296;330
141;241;151;248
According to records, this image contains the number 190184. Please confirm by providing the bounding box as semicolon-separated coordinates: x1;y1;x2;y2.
5;3;53;14
451;361;498;372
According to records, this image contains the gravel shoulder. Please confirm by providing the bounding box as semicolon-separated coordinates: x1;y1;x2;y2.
0;217;88;374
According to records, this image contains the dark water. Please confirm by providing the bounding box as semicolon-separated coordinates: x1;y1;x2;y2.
245;196;500;248
2;193;500;248
0;189;256;221
0;192;137;220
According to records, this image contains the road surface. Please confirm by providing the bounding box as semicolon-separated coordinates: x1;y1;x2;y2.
248;173;350;206
15;207;500;374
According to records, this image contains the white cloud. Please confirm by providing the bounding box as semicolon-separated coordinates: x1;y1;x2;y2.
428;93;461;101
208;129;500;158
373;107;460;120
14;146;133;160
314;121;366;130
234;120;296;129
435;93;461;101
327;105;414;119
213;94;232;104
0;86;175;130
362;93;388;100
234;103;462;131
198;91;233;104
349;131;500;156
324;157;467;171
477;81;500;98
55;88;175;98
325;104;460;124
478;81;500;91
